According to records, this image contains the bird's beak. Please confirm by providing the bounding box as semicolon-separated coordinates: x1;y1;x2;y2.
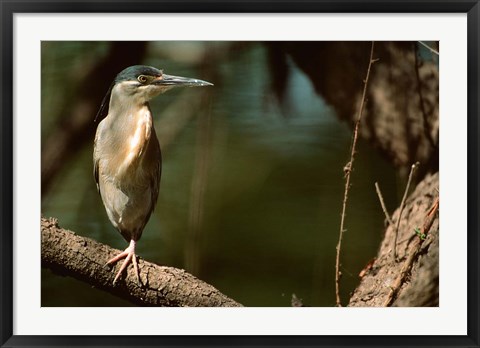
153;74;213;88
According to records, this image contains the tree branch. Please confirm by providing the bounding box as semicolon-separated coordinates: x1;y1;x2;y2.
41;217;242;307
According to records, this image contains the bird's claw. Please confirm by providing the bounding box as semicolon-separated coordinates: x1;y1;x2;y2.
106;240;142;286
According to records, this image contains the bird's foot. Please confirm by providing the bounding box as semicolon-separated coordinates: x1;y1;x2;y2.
106;240;141;285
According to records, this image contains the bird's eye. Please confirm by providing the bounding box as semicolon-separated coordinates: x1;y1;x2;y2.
138;75;148;83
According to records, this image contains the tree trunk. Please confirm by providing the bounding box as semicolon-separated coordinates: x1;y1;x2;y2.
265;41;439;177
349;172;439;307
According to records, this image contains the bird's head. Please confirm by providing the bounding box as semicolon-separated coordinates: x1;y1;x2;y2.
114;65;213;103
95;65;213;122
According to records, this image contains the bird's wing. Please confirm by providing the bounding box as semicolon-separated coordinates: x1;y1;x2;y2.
151;156;161;212
147;127;162;213
93;123;103;194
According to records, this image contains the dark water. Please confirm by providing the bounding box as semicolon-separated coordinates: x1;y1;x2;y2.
41;42;399;307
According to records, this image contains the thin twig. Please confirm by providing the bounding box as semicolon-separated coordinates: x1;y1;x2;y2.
335;41;376;307
417;41;439;56
375;182;394;226
393;162;420;261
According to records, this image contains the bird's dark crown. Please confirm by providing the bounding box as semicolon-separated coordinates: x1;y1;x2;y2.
115;65;163;83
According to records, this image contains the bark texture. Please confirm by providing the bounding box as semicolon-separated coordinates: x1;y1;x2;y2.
348;172;439;307
41;217;242;307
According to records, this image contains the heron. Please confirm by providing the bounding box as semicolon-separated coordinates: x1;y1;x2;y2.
93;65;212;285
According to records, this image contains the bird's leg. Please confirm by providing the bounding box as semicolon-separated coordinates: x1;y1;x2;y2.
106;239;141;285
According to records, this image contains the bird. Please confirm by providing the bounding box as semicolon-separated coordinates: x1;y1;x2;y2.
93;65;213;285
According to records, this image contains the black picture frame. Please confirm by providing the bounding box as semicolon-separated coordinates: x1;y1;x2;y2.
1;1;479;347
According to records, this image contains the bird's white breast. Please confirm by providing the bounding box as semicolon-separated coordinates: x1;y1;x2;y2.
118;107;152;178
